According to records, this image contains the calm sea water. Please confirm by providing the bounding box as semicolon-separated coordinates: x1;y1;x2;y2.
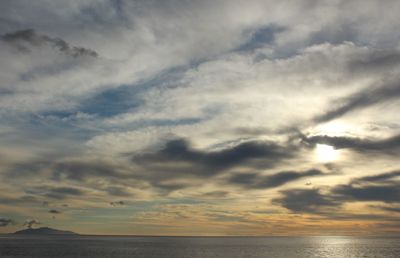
0;235;399;258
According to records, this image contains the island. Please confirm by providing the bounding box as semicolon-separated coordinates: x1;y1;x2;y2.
14;227;78;235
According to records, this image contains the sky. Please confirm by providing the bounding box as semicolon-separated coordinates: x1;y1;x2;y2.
0;0;400;236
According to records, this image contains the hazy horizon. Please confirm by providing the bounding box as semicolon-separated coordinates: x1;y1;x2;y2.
1;0;400;237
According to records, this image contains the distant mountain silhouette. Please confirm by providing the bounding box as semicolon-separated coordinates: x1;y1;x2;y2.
14;227;78;235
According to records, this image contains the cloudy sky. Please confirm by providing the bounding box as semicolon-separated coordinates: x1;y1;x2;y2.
0;0;400;236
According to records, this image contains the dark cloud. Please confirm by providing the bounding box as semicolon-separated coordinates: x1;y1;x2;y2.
273;188;338;213
5;160;49;178
332;184;399;203
228;169;323;189
110;201;125;206
49;209;61;214
128;138;299;194
313;81;400;123
25;186;85;200
135;138;296;176
0;218;13;227
1;29;98;57
274;170;400;214
373;206;400;213
46;187;84;200
150;181;191;193
23;218;40;229
0;195;38;205
201;191;230;198
106;186;132;197
349;49;400;74
302;134;400;154
52;161;121;181
4;138;298;197
353;170;400;183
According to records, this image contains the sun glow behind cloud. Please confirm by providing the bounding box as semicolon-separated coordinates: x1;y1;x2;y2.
314;121;351;137
315;144;339;163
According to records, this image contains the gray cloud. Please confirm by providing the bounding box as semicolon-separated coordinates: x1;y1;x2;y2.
313;81;400;123
135;138;296;176
106;186;132;197
302;134;400;154
46;187;84;200
201;191;230;198
348;49;400;74
1;29;98;58
274;170;400;214
25;186;85;200
110;201;125;206
228;169;323;189
373;206;400;213
353;170;400;183
0;218;13;227
0;195;38;206
3;138;302;196
52;161;121;181
273;188;337;213
332;184;399;203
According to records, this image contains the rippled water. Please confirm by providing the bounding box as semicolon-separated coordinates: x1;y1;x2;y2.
0;235;399;258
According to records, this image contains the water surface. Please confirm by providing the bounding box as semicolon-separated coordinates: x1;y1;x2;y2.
0;235;399;258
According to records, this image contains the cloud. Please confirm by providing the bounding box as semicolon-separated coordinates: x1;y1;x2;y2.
200;191;230;198
273;188;338;213
313;81;400;123
373;206;400;213
227;169;323;189
24;186;85;200
23;218;40;229
106;186;132;197
52;160;121;181
302;134;400;154
331;170;400;204
274;170;400;214
110;201;125;206
0;195;39;206
332;184;400;203
4;138;300;198
0;218;13;227
45;187;84;200
1;29;98;57
353;170;400;183
135;138;296;176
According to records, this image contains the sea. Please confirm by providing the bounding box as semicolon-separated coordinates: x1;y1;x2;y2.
0;235;399;258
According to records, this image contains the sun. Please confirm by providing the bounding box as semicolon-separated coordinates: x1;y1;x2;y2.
315;144;338;163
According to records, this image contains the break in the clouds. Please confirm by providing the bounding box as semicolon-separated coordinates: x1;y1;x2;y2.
1;0;400;236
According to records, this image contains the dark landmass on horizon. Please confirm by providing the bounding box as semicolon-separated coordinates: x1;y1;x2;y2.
14;227;78;235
